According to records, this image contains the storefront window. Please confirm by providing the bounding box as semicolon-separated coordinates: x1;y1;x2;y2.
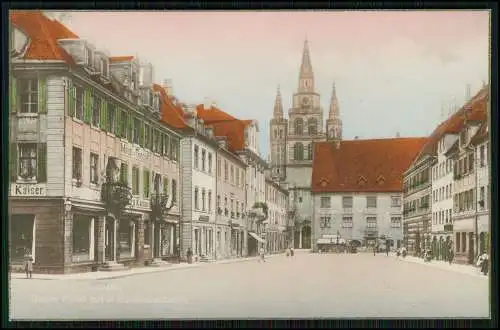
10;214;35;263
119;220;134;258
72;215;92;262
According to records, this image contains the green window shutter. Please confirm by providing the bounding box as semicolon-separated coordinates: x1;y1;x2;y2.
163;177;169;195
102;100;109;131
83;89;91;123
11;76;17;113
99;99;106;130
38;78;47;114
10;143;17;182
115;108;122;137
37;143;47;182
68;85;76;117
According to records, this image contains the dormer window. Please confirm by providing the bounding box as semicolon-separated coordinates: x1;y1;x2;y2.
84;47;93;67
100;57;109;77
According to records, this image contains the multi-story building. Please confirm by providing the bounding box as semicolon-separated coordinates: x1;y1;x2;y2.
264;178;289;254
269;40;341;250
8;11;182;273
215;134;247;258
311;137;427;252
430;133;457;260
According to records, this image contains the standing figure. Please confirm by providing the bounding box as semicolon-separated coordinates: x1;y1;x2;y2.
448;244;454;265
290;247;294;257
24;249;33;279
259;246;266;262
477;251;489;276
385;243;390;256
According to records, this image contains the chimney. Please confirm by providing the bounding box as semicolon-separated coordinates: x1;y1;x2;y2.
203;97;211;110
211;100;217;108
162;79;173;96
396;132;400;138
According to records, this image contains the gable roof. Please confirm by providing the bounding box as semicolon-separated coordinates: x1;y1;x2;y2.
153;84;187;130
414;86;488;162
312;137;428;193
211;119;253;152
196;104;236;124
10;10;78;64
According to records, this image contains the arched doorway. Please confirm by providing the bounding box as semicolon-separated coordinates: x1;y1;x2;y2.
301;226;311;249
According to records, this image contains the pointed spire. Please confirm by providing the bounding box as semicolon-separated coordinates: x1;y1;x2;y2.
299;38;313;78
328;82;340;119
273;85;283;118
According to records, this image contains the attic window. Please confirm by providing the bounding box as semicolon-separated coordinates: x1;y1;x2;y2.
376;175;385;185
357;176;367;186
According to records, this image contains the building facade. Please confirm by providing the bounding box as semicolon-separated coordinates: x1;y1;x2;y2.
264;178;289;254
311;138;427;252
9;11;182;273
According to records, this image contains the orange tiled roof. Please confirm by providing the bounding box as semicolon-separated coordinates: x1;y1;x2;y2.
10;10;78;63
153;84;187;129
109;56;135;63
196;104;236;124
415;86;488;160
211;120;249;152
311;137;428;193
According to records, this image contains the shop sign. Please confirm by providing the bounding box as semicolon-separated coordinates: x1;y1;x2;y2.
129;197;150;209
120;142;151;162
11;183;46;197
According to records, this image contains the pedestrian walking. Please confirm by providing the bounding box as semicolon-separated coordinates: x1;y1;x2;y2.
477;251;489;276
373;243;376;256
448;246;454;265
24;249;33;279
385;244;390;256
259;246;266;262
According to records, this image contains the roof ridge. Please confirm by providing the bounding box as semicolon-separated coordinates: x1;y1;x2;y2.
36;11;60;59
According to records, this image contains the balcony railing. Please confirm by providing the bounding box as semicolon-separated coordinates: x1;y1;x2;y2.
101;181;132;217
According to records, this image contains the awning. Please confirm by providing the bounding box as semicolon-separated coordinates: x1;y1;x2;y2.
317;238;346;245
249;232;266;244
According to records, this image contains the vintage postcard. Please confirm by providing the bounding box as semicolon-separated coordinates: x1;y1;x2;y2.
8;9;491;321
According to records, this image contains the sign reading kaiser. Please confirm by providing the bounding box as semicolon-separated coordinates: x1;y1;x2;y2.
11;184;46;197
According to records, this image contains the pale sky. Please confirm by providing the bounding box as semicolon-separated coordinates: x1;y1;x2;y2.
58;11;489;158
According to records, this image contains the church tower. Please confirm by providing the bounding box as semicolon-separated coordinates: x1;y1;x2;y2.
326;82;342;147
269;85;288;182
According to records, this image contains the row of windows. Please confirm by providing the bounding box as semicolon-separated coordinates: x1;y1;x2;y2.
193;145;213;174
453;189;475;213
71;146;177;201
432;209;453;225
193;187;212;212
432;159;453;181
216;195;245;217
403;195;431;214
403;168;431;193
292;118;318;136
319;216;402;228
266;185;287;207
292;142;313;161
320;196;401;209
433;184;452;203
217;157;245;188
454;152;474;179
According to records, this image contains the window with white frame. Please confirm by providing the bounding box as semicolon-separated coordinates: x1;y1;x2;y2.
208;190;212;212
342;216;353;228
390;216;401;228
18;143;37;180
194;145;199;169
208;153;212;174
366;216;377;228
90;153;99;184
19;79;39;114
320;196;331;208
72;147;83;180
320;216;331;228
391;196;401;207
342;196;353;208
366;196;377;208
202;188;206;211
194;187;199;210
201;149;206;172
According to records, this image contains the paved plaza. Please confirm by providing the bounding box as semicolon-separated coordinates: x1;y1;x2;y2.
10;252;490;319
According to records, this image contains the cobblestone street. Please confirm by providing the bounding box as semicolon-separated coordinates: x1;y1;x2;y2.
10;252;489;319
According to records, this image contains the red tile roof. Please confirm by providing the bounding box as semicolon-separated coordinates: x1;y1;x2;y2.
211;120;249;152
415;86;488;160
312;137;428;193
196;104;236;124
10;10;78;63
109;56;135;63
153;84;187;129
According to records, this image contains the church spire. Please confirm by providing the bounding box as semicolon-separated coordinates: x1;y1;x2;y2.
299;38;314;79
328;82;340;119
273;85;283;118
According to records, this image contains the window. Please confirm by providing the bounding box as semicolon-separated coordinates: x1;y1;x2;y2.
294;118;304;135
172;179;177;203
19;79;39;114
480;145;485;167
162;134;170;156
201;149;206;171
202;188;206;211
391;196;401;207
143;170;150;198
241;171;245;188
217;195;221;209
18;143;38;180
294;143;304;160
100;58;109;77
194;187;199;210
230;166;234;184
224;161;228;182
132;118;139;144
131;167;140;195
320;216;331;228
366;196;377;208
75;85;84;120
468;153;474;171
194;146;199;169
90;153;99;184
208;190;212;212
170;138;179;161
342;196;353;208
72;215;92;261
120;162;128;185
92;95;101;127
320;196;331;208
144;124;151;149
342;216;353;228
308;118;318;136
390;216;401;228
236;168;240;186
72;147;82;180
217;158;222;178
366;216;377;228
208;153;213;174
479;186;485;209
